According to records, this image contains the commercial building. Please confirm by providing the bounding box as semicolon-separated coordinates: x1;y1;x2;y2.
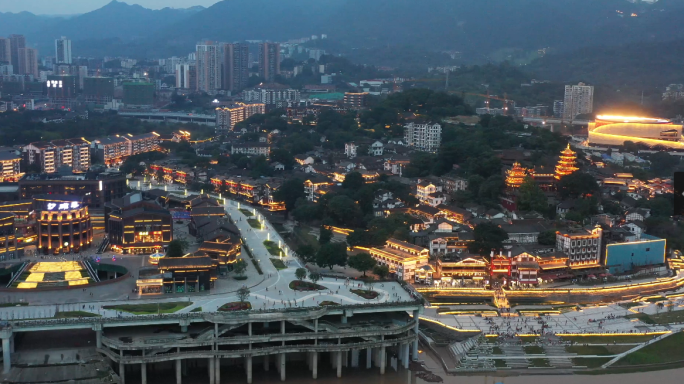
83;77;115;104
259;42;281;83
47;74;78;105
215;102;265;133
17;47;38;78
587;115;684;150
556;226;603;269
222;43;249;92
196;41;222;93
22;138;91;174
92;132;160;164
368;238;430;281
9;34;25;71
19;171;127;208
404;122;441;153
604;234;666;275
344;92;369;109
0;213;19;261
55;36;72;64
123;82;155;107
0;150;22;182
35;195;92;255
562;82;593;120
175;63;196;90
105;192;173;254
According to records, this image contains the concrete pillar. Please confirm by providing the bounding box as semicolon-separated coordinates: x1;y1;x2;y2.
351;349;359;368
248;323;252;336
246;356;252;384
336;351;342;378
209;358;215;384
341;314;347;324
279;353;286;381
402;343;410;369
366;347;372;369
175;359;182;384
119;363;125;384
2;337;11;374
181;325;188;333
95;329;102;349
264;354;269;371
312;352;318;379
215;358;221;384
412;310;419;360
141;363;147;384
215;323;219;337
379;346;386;375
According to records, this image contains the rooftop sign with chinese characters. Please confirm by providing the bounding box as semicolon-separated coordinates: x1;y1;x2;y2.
46;202;80;211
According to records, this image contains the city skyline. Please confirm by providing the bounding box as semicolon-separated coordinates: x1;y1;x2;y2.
2;0;220;15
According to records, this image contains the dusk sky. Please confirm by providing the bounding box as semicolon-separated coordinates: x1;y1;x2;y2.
2;0;220;15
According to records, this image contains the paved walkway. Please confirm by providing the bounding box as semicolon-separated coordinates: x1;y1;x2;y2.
0;195;414;320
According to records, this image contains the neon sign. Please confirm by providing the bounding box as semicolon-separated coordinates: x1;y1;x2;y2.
47;202;80;210
46;80;63;88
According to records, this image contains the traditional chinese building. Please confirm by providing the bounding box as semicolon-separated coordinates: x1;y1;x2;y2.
554;144;579;180
505;162;528;189
105;192;173;254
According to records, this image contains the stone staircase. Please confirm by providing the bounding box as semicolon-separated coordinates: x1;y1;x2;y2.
500;344;529;368
543;344;576;368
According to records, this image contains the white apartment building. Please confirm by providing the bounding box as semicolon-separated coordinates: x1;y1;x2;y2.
175;63;195;89
231;143;271;156
369;141;384;156
562;82;594;121
556;226;603;268
22;138;91;174
344;142;358;159
196;41;222;93
243;87;300;105
404;122;442;153
55;36;72;64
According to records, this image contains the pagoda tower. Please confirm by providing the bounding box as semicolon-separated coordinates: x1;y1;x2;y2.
505;162;528;189
554;144;579;180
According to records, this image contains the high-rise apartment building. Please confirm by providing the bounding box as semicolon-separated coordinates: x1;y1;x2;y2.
243;85;299;105
196;41;222;93
259;42;281;83
9;35;25;71
84;77;115;104
0;37;11;65
222;43;249;92
55;36;72;64
175;63;196;89
404;122;442;153
562;82;594;121
17;48;38;78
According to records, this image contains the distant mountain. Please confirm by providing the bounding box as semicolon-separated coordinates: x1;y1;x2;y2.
2;0;684;63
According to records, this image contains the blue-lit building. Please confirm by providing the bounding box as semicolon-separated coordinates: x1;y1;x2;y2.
604;234;666;275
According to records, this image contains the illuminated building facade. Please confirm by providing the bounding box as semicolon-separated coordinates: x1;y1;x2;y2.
158;255;217;293
368;238;430;281
0;213;19;260
554;144;579;180
92;133;160;164
556;226;603;269
36;195;92;255
505;162;528;189
22;138;91;174
0;151;22;182
105;192;173;254
587;115;684;150
19;172;127;209
215;102;265;133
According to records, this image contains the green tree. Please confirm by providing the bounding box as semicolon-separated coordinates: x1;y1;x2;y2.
309;271;321;285
327;195;362;227
468;222;509;255
233;259;248;277
237;286;250;304
538;230;556;246
295;267;308;281
319;226;333;245
517;175;547;212
166;239;188;257
273;178;305;216
373;265;390;279
316;243;348;270
342;171;365;190
296;244;317;263
557;172;599;198
347;253;377;277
